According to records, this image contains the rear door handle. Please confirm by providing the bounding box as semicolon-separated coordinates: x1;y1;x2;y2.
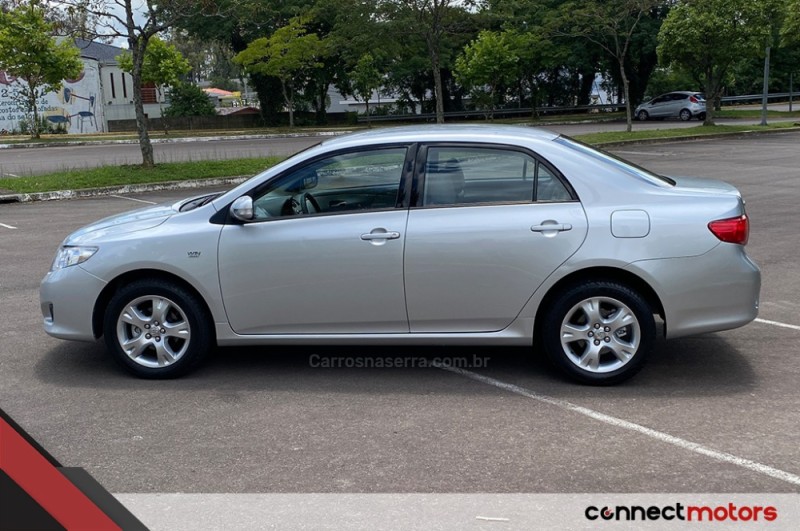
361;230;401;241
531;223;572;232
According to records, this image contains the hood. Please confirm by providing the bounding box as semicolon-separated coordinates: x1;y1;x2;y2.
65;202;176;244
669;176;742;197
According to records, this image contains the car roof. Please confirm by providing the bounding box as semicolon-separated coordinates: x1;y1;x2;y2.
319;124;560;149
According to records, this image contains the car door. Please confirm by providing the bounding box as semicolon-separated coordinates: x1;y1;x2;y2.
217;145;412;334
648;95;669;117
403;144;588;333
667;93;688;117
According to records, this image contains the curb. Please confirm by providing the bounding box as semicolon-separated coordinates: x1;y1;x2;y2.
0;176;250;204
0;130;352;150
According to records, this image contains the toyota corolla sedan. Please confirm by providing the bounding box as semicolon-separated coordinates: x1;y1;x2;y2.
41;125;760;384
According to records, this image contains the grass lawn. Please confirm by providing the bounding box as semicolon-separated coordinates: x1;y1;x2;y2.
574;122;800;145
715;108;800;119
0;157;282;194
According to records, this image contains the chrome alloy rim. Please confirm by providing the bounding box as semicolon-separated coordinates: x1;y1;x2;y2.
116;296;191;368
559;296;641;374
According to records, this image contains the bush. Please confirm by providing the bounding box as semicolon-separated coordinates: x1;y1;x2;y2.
164;83;217;117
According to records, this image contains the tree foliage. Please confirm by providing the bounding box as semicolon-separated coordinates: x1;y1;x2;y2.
117;36;191;89
234;17;327;127
348;53;383;125
163;82;216;117
455;30;520;113
658;0;773;125
0;1;82;138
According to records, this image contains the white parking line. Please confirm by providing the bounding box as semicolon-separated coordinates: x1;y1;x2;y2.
755;317;800;332
436;364;800;487
109;194;157;205
0;222;17;229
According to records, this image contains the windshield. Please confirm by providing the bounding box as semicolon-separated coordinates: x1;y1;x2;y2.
553;136;675;186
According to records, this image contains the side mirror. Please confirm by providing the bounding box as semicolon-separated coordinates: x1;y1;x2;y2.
230;196;254;222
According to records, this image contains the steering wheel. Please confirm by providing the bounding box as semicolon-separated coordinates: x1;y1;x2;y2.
288;192;321;215
299;192;321;214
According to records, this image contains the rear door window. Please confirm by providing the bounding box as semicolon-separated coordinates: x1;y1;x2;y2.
421;145;574;206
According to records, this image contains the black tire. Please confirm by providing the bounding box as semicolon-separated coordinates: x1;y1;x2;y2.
637;110;649;121
697;112;707;121
679;108;692;121
541;281;655;385
103;279;212;378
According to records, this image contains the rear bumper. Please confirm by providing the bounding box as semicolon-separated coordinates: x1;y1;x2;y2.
627;243;760;339
40;266;106;342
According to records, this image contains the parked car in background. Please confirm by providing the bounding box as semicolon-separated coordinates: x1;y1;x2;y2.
41;125;759;385
636;91;706;121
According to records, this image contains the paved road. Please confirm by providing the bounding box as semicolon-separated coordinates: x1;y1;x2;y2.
1;117;797;176
0;133;799;497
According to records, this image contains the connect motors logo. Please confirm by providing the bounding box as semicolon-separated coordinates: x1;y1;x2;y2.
585;503;778;523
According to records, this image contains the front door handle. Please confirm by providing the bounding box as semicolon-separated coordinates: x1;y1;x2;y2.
361;230;401;241
531;222;572;232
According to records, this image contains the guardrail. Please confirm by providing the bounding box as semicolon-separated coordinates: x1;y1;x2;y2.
357;103;626;123
721;92;794;103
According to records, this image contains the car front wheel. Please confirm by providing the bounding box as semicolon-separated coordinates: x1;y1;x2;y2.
541;281;655;385
637;110;649;121
103;279;212;378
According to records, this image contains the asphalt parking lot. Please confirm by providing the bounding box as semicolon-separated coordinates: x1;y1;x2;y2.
1;132;799;495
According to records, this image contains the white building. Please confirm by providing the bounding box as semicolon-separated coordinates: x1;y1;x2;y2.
0;39;167;134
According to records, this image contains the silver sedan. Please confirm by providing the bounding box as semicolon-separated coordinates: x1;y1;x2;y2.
40;125;760;384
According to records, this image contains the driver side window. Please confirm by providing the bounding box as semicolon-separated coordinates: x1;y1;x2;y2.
252;147;407;220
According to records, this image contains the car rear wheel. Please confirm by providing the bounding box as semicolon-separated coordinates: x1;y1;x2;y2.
679;108;692;121
103;279;212;378
637;110;649;121
541;281;655;385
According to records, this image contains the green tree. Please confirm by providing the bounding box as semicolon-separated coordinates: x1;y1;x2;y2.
0;1;82;138
381;0;464;123
454;30;519;113
348;53;384;126
234;17;327;127
658;0;773;125
560;0;662;132
163;82;216;117
117;36;191;95
118;37;192;133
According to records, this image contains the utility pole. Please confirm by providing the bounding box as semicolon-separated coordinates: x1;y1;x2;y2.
760;44;770;126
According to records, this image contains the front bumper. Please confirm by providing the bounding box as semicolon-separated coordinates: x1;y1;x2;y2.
40;266;107;341
627;243;760;339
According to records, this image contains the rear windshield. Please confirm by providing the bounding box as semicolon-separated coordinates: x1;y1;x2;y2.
693;93;705;101
553;136;675;187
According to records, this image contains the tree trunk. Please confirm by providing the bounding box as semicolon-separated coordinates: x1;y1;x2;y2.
427;40;444;123
280;81;294;127
620;60;632;132
28;81;40;139
130;40;154;167
365;99;371;128
703;69;716;126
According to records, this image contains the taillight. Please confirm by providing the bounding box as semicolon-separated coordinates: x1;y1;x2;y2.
708;214;749;245
689;96;699;103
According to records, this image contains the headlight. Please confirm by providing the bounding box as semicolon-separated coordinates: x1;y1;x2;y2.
51;246;98;271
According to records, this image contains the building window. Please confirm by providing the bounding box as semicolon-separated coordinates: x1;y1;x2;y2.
122;73;127;99
110;72;116;99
